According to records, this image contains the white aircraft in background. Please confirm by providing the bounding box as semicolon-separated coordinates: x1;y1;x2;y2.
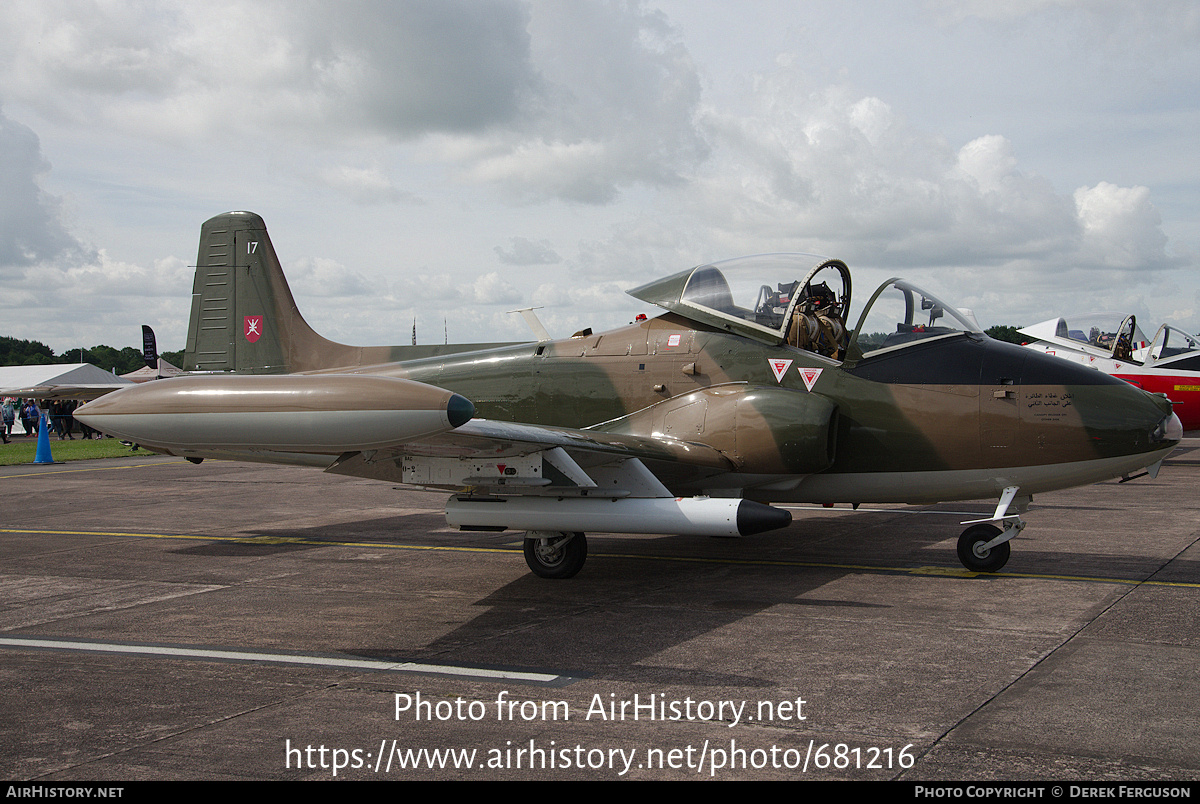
1020;313;1200;431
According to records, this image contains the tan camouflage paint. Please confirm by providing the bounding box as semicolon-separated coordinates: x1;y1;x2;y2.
152;211;1176;499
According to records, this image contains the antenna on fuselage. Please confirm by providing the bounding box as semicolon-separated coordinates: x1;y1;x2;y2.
507;307;552;342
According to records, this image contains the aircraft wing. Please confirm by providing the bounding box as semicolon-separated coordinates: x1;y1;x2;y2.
75;372;735;497
324;417;734;494
0;383;131;401
374;418;730;465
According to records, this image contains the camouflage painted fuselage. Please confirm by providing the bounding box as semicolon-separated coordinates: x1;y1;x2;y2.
94;210;1175;510
322;310;1174;504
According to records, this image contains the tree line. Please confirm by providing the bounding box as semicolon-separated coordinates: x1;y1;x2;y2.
1;335;184;375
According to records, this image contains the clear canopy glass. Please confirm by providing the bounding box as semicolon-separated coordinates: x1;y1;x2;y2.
1147;323;1200;364
627;255;984;362
676;254;849;338
1050;313;1149;354
850;279;982;358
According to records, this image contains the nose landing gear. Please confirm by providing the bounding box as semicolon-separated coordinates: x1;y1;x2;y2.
957;523;1020;573
956;485;1026;573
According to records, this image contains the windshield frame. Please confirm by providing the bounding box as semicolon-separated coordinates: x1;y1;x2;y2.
845;278;983;363
1147;323;1200;365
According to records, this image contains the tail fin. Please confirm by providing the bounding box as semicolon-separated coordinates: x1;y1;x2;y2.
184;211;363;374
183;210;523;374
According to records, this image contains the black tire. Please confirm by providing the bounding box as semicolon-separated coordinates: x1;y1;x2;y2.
957;524;1011;572
523;532;587;579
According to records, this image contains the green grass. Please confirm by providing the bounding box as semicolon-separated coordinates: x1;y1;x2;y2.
0;435;157;465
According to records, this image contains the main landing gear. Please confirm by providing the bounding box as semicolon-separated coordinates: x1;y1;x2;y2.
523;531;588;579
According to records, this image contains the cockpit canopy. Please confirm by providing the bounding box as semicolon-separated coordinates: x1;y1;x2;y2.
850;278;983;359
628;254;843;331
1147;323;1200;365
627;254;982;362
1037;313;1149;354
1017;312;1200;365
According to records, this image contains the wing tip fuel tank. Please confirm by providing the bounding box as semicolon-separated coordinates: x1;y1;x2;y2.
446;392;474;428
737;499;794;535
445;496;792;538
75;375;475;453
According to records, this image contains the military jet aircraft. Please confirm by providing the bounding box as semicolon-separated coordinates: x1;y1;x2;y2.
1020;313;1200;432
75;212;1182;578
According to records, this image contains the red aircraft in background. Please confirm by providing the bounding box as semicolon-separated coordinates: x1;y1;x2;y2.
1021;313;1200;431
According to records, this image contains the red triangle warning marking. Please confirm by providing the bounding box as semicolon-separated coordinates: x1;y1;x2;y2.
798;367;823;392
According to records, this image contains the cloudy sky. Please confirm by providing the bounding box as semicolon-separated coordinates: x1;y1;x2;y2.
1;0;1196;354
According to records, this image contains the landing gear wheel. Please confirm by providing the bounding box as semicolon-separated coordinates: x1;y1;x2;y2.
523;531;587;579
957;524;1011;573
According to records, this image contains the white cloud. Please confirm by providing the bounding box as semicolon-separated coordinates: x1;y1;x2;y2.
531;280;631;312
412;1;709;202
317;165;408;206
530;283;573;307
394;273;464;304
494;237;560;266
0;250;192;350
0;1;1194;347
685;65;1173;282
285;256;376;297
945;134;1079;262
924;0;1085;24
1074;182;1171;270
0;0;541;142
0;107;88;271
0;1;707;205
470;272;522;305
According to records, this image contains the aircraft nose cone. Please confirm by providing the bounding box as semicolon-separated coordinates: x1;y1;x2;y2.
1018;347;1178;459
1155;411;1183;444
1078;383;1178;456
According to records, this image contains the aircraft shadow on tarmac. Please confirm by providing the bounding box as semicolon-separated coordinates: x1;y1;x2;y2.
170;510;451;557
155;504;1051;686
156;484;1197;686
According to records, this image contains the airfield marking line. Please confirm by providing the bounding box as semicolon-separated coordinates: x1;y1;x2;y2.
1;527;228;541
4;527;1198;589
780;505;996;517
0;635;573;685
0;460;186;479
0;527;517;554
